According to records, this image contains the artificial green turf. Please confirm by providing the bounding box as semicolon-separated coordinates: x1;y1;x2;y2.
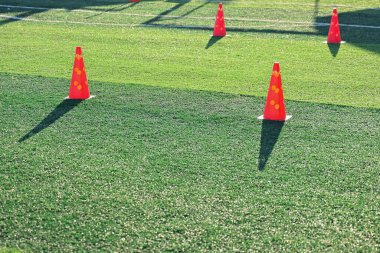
1;0;379;251
1;73;379;252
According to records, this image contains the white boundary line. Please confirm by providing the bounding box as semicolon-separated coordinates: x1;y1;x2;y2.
0;14;140;27
1;4;380;29
2;2;379;9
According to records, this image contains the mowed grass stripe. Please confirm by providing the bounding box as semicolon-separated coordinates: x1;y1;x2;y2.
0;21;379;108
0;73;379;251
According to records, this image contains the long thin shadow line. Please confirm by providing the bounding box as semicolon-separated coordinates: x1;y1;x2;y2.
178;2;209;19
157;2;209;21
85;3;132;19
142;1;189;25
18;100;82;142
313;0;320;19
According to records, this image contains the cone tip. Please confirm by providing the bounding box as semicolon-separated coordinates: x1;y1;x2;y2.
75;46;82;54
333;7;337;13
273;62;280;71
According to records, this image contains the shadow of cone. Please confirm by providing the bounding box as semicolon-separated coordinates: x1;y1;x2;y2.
205;36;223;49
258;120;284;170
328;43;341;57
67;47;93;100
212;3;226;37
258;62;291;121
18;100;82;142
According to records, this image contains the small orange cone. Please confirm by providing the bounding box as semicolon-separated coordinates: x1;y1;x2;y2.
327;8;343;44
212;3;226;37
68;47;92;100
258;62;291;121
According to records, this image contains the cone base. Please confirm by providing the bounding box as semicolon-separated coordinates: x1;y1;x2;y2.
210;34;230;37
257;115;292;121
65;95;96;100
323;41;346;44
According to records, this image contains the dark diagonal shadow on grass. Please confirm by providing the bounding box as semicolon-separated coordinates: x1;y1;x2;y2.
327;43;341;57
179;2;209;18
205;36;223;49
258;120;284;171
142;1;189;25
0;9;46;26
85;3;133;19
18;100;82;142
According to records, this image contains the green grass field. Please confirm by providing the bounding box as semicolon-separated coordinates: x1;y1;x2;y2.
1;0;379;251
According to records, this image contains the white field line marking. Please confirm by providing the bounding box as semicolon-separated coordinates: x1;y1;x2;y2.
1;4;380;29
1;2;379;9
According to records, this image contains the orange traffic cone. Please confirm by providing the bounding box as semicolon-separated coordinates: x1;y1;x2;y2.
67;47;93;100
327;8;344;44
258;62;291;121
212;3;226;37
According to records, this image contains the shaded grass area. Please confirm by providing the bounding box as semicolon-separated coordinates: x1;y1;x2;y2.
1;73;379;251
